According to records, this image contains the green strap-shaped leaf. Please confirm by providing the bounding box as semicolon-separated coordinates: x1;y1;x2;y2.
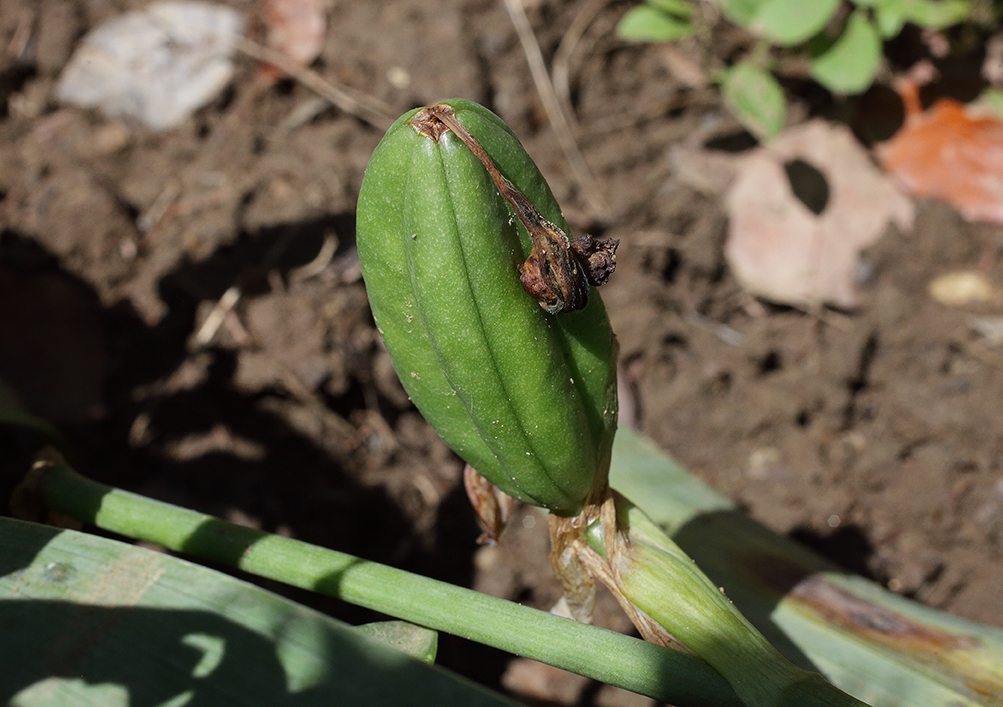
26;463;746;706
721;61;786;140
751;0;842;46
356;621;438;665
0;518;512;707
609;427;1003;707
810;12;882;94
27;448;1003;706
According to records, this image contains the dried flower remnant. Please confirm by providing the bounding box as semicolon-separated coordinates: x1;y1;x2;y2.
410;104;618;314
464;465;519;545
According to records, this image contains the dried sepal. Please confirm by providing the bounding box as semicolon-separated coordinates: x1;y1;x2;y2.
463;465;519;545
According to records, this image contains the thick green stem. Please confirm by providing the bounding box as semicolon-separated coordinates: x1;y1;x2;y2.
26;463;741;707
588;494;868;707
609;427;1003;707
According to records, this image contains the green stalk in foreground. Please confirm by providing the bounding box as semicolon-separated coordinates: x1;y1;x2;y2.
19;455;865;707
15;458;740;707
16;433;1003;705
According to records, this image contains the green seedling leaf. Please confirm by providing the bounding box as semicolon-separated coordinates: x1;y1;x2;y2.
721;61;786;140
872;0;969;36
901;0;971;29
875;1;907;37
717;0;769;25
0;518;516;707
617;5;695;42
357;621;438;664
648;0;694;15
809;12;882;94
751;0;841;46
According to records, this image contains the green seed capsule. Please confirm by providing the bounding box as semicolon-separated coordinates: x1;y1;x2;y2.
356;99;617;516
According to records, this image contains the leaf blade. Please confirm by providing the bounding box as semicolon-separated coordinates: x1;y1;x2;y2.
617;5;695;42
0;518;514;707
751;0;842;46
809;12;882;94
718;0;770;25
721;61;786;140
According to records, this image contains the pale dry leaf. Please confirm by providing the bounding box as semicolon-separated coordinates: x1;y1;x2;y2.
56;1;244;131
725;119;914;308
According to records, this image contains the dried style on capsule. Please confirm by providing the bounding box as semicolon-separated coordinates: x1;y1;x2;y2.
414;104;619;315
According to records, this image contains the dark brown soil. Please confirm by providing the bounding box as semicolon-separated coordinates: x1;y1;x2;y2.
1;1;1001;705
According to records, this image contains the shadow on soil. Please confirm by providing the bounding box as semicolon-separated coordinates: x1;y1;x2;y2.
0;221;510;692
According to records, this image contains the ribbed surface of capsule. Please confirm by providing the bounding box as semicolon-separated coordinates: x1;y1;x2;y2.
356;99;617;516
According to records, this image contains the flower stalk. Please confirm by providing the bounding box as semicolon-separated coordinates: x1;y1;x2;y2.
15;455;742;707
583;493;870;707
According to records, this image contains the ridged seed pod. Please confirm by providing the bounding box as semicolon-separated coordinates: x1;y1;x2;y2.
356;99;617;517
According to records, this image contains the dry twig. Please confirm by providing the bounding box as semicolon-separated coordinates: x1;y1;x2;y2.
233;36;395;130
501;0;609;219
552;0;614;126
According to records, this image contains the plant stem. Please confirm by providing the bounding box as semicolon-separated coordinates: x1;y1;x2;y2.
24;461;742;707
587;494;869;707
609;426;1003;707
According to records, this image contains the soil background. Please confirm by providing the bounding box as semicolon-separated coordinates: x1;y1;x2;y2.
1;1;1002;705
